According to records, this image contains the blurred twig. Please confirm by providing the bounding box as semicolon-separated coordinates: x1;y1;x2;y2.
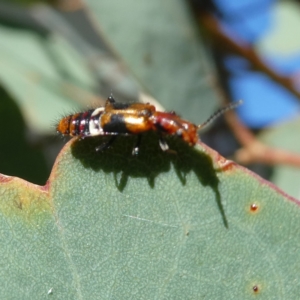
224;108;300;167
0;2;49;35
190;8;300;168
199;12;300;101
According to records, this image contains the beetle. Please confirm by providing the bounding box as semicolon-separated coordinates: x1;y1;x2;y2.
57;95;241;154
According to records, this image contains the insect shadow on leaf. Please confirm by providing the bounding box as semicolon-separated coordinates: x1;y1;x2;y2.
71;132;228;228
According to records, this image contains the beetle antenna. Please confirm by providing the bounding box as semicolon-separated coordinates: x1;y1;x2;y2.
198;100;243;130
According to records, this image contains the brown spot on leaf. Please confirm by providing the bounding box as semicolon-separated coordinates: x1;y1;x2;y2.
0;174;14;183
217;157;235;172
252;285;259;293
249;203;260;214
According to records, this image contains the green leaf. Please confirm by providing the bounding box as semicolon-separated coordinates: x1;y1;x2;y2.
0;24;97;134
260;118;300;199
0;1;220;134
0;86;49;184
83;0;221;123
1;133;300;298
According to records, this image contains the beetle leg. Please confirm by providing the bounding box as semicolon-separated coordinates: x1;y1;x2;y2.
95;136;117;152
159;137;169;151
132;135;142;156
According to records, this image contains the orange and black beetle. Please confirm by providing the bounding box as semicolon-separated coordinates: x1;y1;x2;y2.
57;95;241;154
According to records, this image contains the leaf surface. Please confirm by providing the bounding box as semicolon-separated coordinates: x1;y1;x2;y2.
1;134;300;299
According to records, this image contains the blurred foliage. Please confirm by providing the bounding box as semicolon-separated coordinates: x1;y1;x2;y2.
1;0;48;6
260;119;300;199
0;86;48;184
